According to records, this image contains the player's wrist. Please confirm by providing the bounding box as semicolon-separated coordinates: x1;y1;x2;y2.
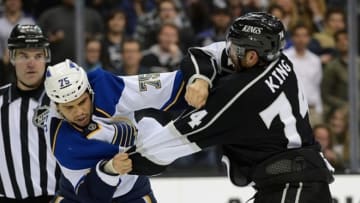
187;74;212;88
96;160;121;186
100;159;119;175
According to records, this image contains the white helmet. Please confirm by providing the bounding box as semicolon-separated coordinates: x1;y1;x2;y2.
44;59;93;103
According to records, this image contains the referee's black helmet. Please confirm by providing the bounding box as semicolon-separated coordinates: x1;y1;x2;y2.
226;12;285;62
8;24;51;62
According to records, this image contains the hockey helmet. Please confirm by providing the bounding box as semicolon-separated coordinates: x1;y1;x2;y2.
8;24;51;63
44;59;93;103
226;12;285;62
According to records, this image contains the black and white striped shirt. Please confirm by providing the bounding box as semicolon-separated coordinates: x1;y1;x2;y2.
0;83;60;199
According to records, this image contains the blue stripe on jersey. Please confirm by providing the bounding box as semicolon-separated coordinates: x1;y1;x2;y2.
88;68;125;116
161;70;184;111
50;120;120;170
111;122;136;147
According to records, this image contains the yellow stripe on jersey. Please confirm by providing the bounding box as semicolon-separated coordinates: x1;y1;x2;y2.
52;120;63;153
53;195;64;203
86;124;102;139
95;107;111;118
142;194;153;203
163;81;185;111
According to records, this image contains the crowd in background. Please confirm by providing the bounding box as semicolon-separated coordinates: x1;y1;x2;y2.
0;0;357;175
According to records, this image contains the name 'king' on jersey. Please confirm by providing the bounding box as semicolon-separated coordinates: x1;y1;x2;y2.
127;41;333;187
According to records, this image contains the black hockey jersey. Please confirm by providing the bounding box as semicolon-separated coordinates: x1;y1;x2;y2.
128;42;333;185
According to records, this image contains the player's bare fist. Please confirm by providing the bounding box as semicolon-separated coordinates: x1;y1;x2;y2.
113;153;133;174
185;79;209;109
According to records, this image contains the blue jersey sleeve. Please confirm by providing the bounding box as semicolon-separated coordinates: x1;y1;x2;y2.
50;117;119;170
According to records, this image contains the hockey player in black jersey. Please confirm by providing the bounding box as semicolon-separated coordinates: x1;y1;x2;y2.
126;12;335;203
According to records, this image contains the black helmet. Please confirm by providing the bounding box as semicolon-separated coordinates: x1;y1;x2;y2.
226;12;285;62
8;24;51;62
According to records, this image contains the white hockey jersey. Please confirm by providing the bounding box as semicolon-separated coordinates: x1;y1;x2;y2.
44;68;185;200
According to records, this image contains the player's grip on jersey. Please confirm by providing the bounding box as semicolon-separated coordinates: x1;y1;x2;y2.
103;153;132;175
185;78;209;109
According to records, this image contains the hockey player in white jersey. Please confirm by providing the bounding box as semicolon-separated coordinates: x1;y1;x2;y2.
43;59;186;203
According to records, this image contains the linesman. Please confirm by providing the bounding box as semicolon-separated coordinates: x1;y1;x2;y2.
0;24;60;203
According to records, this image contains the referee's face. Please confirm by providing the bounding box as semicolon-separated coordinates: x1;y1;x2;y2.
57;93;92;127
13;48;47;91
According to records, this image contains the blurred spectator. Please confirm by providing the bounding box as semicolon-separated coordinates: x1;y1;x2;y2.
119;0;157;36
267;3;285;21
326;0;346;10
320;30;359;120
270;4;323;54
37;0;104;64
183;0;211;35
0;49;13;86
86;0;123;20
0;0;35;59
141;23;183;73
284;23;323;126
241;0;263;14
194;5;232;46
21;0;60;19
271;0;299;31
101;8;127;72
313;8;346;64
134;0;193;50
306;0;327;32
115;38;148;75
327;106;350;169
84;36;103;72
296;0;327;32
228;0;244;18
313;124;345;171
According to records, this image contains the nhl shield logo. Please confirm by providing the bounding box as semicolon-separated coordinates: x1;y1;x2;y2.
87;123;97;131
33;105;50;128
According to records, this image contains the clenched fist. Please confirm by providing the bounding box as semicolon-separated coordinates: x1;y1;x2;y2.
112;153;132;175
185;79;209;109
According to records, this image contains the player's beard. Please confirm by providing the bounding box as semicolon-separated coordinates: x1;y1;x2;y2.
233;57;249;72
229;54;243;72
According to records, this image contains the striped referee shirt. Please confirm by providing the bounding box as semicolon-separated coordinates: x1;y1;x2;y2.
0;83;60;199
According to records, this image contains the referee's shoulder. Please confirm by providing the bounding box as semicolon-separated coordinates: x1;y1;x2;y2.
0;83;11;95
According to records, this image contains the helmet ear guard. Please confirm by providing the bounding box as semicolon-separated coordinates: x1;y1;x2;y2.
44;59;93;104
